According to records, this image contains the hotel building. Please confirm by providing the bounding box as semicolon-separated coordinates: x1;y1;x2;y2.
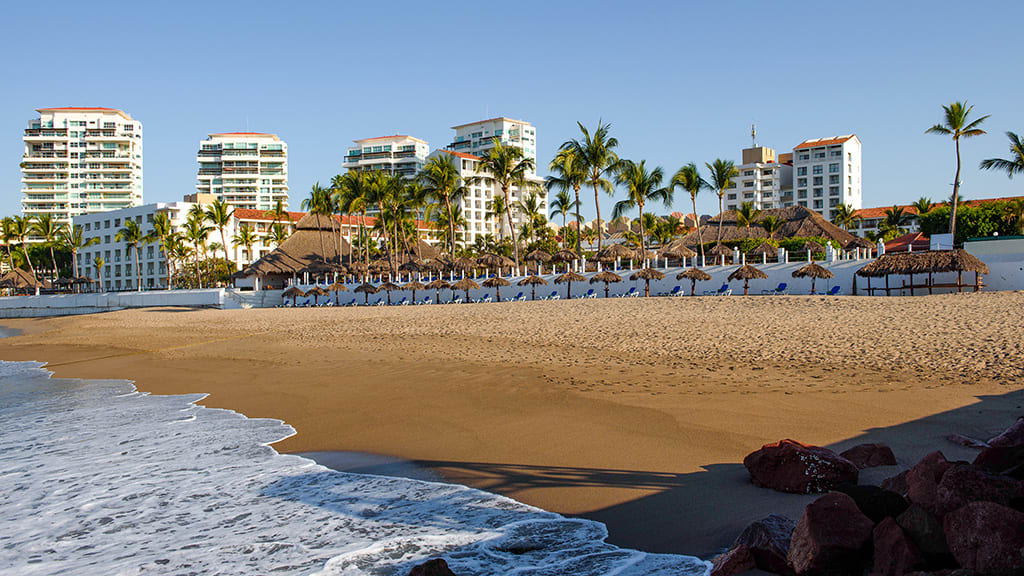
342;135;429;177
724;146;794;212
21;107;143;225
196;133;289;211
447;117;538;176
790;135;862;220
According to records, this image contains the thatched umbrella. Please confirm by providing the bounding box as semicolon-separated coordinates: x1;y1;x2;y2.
477;253;515;275
659;244;697;261
525;249;552;263
589;270;622;298
399;259;425;273
327;281;349;305
677;267;712;296
555;271;586;299
633;247;657;262
426;278;451;303
452;277;480;301
748;242;778;260
801;241;825;257
518;274;549;300
709;243;733;265
348;261;369;280
482;276;510;301
449;256;478;273
403;280;426;302
306;285;329;305
282;285;305;306
378;281;401;305
551;249;579;263
727;264;767;295
595;243;635;263
844;236;874;252
354;282;378;304
792;262;834;295
631;267;665;297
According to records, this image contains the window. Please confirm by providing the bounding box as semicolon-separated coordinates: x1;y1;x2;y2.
727;193;737;200
763;169;774;175
813;176;823;186
830;175;840;184
798;178;807;187
813;188;823;197
813;200;823;209
798;201;807;207
829;198;839;207
812;165;823;175
814;152;825;159
797;167;807;176
744;181;754;188
831;150;841;157
799;153;809;161
829;186;840;195
743;170;754;176
829;163;839;173
797;190;807;199
744;193;754;199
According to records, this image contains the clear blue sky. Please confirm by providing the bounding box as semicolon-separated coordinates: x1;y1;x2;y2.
2;1;1021;220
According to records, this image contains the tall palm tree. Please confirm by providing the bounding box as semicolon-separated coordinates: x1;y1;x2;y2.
115;219;147;291
1003;198;1024;235
92;256;105;292
612;160;671;253
268;222;290;247
760;215;783;240
11;215;37;276
419;155;467;257
517;191;546;246
59;225;99;279
735;201;761;230
264;199;291;225
148;211;177;289
473;139;537;266
300;182;333;262
560;121;618;255
912;197;933;216
32;214;65;279
204;198;234;260
926;101;989;241
336;170;371;266
831;203;860;230
1;217;18;270
880;205;910;240
182;214;212;289
232;224;258;264
706;159;739;247
166;238;193;289
546;148;587;251
671;163;707;263
981;132;1024;179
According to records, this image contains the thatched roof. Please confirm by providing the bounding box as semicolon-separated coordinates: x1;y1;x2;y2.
525;249;552;262
551;249;580;262
426;279;452;290
477;253;515;268
241;212;353;276
518;275;548;286
590;270;623;284
728;264;767;281
748;242;778;257
281;286;305;298
482;276;511;287
383;239;440;263
452;278;480;291
792;262;834;279
800;241;825;254
631;267;665;281
449;257;478;271
403;281;426;291
354;282;379;294
378;281;401;291
634;248;657;261
399;259;426;272
710;244;733;257
595;243;636;262
677;268;712;281
555;271;586;284
677;205;857;245
856;249;990;278
844;236;875;251
306;286;329;296
659;242;697;259
327;282;349;292
0;268;42;290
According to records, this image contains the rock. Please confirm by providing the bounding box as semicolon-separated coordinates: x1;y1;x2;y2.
882;470;911;496
934;464;1022;517
408;559;458;576
787;492;874;575
988;416;1024;448
946;434;989;449
841;443;898;469
897;505;953;566
943;501;1024;573
974;444;1024;480
906;452;955;511
835;484;909;524
744;439;859;494
872;516;923;576
710;544;756;576
732;514;795;573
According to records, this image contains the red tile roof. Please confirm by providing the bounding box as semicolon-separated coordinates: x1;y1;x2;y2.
439;149;481;160
234;208;305;222
793;135;857;150
885;232;930;252
233;209;432;230
854;195;1024;220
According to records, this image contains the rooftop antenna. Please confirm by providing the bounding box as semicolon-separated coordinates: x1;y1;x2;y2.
751;123;757;148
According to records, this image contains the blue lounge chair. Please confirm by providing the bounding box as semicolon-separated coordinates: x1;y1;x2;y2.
618;287;638;298
662;285;683;297
398;297;409;306
418;297;432;305
506;291;524;302
545;291;559;300
826;285;842;296
374;299;386;306
704;284;731;296
761;282;788;295
575;288;596;299
479;294;493;303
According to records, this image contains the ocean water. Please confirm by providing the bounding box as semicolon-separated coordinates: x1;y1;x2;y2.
0;361;710;576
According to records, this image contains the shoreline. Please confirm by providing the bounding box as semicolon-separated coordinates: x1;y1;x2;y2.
2;294;1021;558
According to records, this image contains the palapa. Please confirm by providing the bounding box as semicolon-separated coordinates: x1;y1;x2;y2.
792;262;834;295
551;249;580;262
727;264;767;295
677;267;712;296
0;268;42;292
518;275;549;301
281;285;305;305
425;278;452;303
856;249;988;295
477;253;515;270
589;269;622;298
306;285;329;305
633;247;657;261
399;259;426;273
378;281;401;305
482;276;510;301
676;205;858;246
631;267;665;297
403;280;426;302
327;281;349;305
555;271;586;299
354;282;379;304
524;249;552;262
449;256;478;271
844;236;875;251
748;242;778;258
709;243;733;265
801;241;825;254
595;243;636;262
239;212;353;278
451;277;480;301
658;243;697;260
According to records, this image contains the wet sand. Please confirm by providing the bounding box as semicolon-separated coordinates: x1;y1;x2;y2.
2;292;1022;558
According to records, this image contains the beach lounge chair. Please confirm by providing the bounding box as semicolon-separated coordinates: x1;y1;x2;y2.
418;297;432;305
761;282;788;295
826;285;842;296
662;285;683;297
704;284;732;296
618;287;638;298
575;288;596;299
452;296;463;304
479;294;493;303
546;290;559;300
374;299;386;306
506;291;524;302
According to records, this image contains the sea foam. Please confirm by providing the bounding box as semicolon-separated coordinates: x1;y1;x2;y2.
0;361;709;575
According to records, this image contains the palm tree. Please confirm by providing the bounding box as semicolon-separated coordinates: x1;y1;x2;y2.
706;159;739;247
32;214;64;279
182;214;213;289
912;197;933;216
546;148;587;251
517;191;546;246
831;203;860;230
11;215;36;276
301;182;333;262
232;224;258;264
561;121;619;255
204;198;234;260
419;155;467;258
981;132;1024;179
59;225;99;279
671;163;707;263
115;219;147;291
264;199;291;225
926;101;989;241
473;139;537;266
1;217;18;270
548;188;578;249
612;160;671;253
760;215;783;240
1002;198;1024;234
880;205;911;240
735;201;761;230
166;238;193;289
148;211;177;289
92;256;105;291
335;171;371;266
268;222;290;247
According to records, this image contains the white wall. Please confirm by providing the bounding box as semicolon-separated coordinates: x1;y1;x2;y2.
0;289;227;318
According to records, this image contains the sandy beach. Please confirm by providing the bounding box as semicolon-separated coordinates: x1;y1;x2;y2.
2;292;1022;559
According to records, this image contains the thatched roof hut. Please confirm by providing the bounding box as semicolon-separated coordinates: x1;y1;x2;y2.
525;249;552;262
844;236;875;251
426;279;452;290
589;269;622;298
631;267;665;297
676;205;857;246
709;243;733;263
518;274;548;300
856;249;989;277
477;253;515;270
658;242;697;259
677;267;712;296
793;262;834;294
449;256;478;271
727;264;767;295
0;269;42;292
595;243;636;262
748;242;778;258
551;249;580;263
239;213;353;279
801;241;825;254
452;277;480;301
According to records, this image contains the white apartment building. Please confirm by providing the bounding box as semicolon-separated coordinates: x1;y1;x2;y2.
196;132;289;211
342;135;429;177
21;107;143;225
447;117;537;176
790;135;862;220
430;149;546;245
724;146;794;212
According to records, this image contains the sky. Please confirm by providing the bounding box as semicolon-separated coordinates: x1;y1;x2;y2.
2;0;1022;221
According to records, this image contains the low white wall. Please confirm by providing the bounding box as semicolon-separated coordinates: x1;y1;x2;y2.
0;289;227;318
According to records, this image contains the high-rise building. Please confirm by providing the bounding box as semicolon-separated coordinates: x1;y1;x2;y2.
342;135;429;177
724;145;794;212
21;107;143;224
790;135;862;220
196;133;289;211
447;117;537;176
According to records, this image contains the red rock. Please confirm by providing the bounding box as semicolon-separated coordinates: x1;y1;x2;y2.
787;492;874;575
906;452;955;511
841;443;898;469
744;439;859;494
408;559;458;576
836;484;909;523
934;464;1022;517
710;544;756;576
974;444;1024;480
943;501;1024;572
732;514;795;573
882;469;910;496
896;504;953;565
872;516;923;576
989;416;1024;448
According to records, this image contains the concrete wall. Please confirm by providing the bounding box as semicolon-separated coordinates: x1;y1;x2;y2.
0;289;227;318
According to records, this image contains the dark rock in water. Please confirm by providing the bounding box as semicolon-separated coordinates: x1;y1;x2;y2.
841;443;898;469
897;505;953;567
787;492;873;575
732;514;795;573
744;439;859;494
872;516;923;576
974;444;1024;480
408;558;458;576
988;416;1024;448
943;501;1024;573
882;469;911;496
934;464;1022;517
907;452;956;512
835;483;909;523
709;544;756;576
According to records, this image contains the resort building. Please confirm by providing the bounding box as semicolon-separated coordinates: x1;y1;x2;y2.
724;146;794;212
21;107;143;225
196;133;289;211
428;149;547;246
447;117;538;176
851;195;1024;238
342;135;429;177
790;135;862;221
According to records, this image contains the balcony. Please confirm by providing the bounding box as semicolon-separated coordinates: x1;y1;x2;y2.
260;150;285;157
25;151;69;159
